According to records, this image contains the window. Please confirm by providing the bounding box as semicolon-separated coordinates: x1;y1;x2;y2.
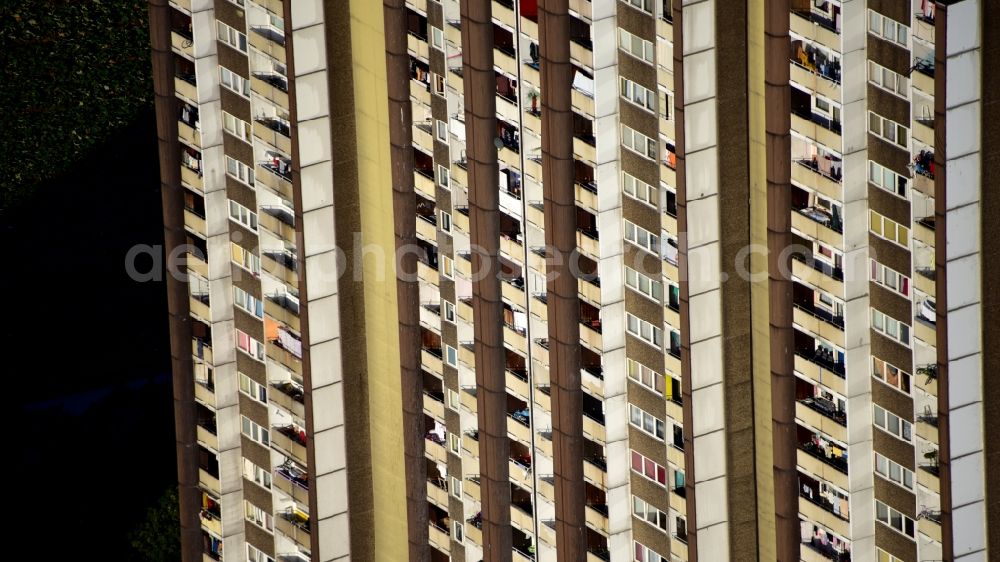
626;312;663;347
430;26;444;50
870;259;910;298
447;388;460;410
217;21;248;53
231;242;261;275
634;540;667;562
247;544;275;562
222;111;252;142
439;210;452;232
241;415;270;446
867;61;909;99
442;300;456;323
451;476;462;498
452;520;464;543
873;404;913;442
627;358;665;395
660;90;673;121
441;255;454;279
448;432;460;454
868;10;909;47
437;164;450;188
629;404;666;441
225;156;255;186
243;457;272;489
631;496;668;532
618;28;655;63
621;125;657;160
877;547;905;562
875;499;915;539
625;266;663;302
228;200;258;231
236;329;266;361
868;160;908;198
432;72;445;96
435;119;448;141
234;287;264;318
871;308;911;347
244;500;273;532
869;210;910;247
445;344;458;366
220;66;250;97
620;77;656;112
874;452;914;491
624;219;660;254
238;372;268;403
623;0;653;14
630;450;667;487
872;357;911;394
868;111;909;149
622;171;658;207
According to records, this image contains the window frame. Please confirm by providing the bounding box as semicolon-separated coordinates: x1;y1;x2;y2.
220;66;250;97
873;404;913;443
868;159;909;199
238;372;268;404
622;171;659;208
217;20;248;53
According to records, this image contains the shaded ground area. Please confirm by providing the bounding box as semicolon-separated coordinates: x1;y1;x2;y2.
4;110;177;559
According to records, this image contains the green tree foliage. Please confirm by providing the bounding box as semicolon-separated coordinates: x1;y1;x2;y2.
1;0;153;208
129;486;181;562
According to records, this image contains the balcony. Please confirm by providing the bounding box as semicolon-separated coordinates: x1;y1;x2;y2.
249;26;286;64
180;160;204;192
192;337;213;365
789;6;840;52
792;157;842;202
802;535;851;562
797;396;846;436
791;108;842;149
196;418;218;452
272;425;308;464
199;503;222;536
252;72;290;109
265;293;300;332
174;73;197;102
253;117;292;155
199;467;221;495
276;510;311;549
262;250;299;287
793;302;844;343
272;380;306;419
194;380;216;408
275;464;310;504
791;253;843;294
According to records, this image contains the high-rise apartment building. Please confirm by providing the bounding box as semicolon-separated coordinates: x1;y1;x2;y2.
149;0;997;561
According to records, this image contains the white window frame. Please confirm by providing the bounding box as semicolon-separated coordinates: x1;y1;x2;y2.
441;255;454;279
220;66;250;97
622;171;659;208
870;258;910;298
875;499;916;539
225;155;255;187
630;449;667;488
241;414;270;446
620;76;656;112
222;111;252;142
868;159;909;199
626;312;663;348
231;242;261;276
872;356;912;395
445;344;458;367
621;125;657;160
625;266;663;303
452;520;465;543
236;328;266;362
618;28;655;63
233;286;264;319
238;372;268;404
435;119;448;141
437;164;450;188
439;210;452;233
628;404;666;441
451;476;463;498
442;300;456;323
217;20;248;53
244;500;273;532
869;210;910;248
448;432;460;454
873;404;913;443
868;9;909;47
228;199;258;231
867;60;909;100
871;308;911;347
631;496;668;532
633;541;667;562
627;358;665;396
868;111;909;149
430;25;444;50
877;547;905;562
623;0;654;14
248;544;275;562
432;72;445;96
624;219;660;254
447;388;460;410
242;457;272;490
874;452;914;491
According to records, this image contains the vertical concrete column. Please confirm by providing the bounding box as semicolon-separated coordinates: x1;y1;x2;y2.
538;1;585;561
460;0;512;559
148;2;201;560
762;0;798;560
384;1;430;560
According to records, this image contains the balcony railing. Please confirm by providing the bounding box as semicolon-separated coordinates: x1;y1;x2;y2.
798;396;846;426
792;105;842;135
799;440;848;474
791;253;843;282
796;348;845;378
256;116;290;137
793;302;845;329
803;536;851;562
791;8;840;34
250;25;286;47
253;72;288;92
795;157;842;183
800;486;850;522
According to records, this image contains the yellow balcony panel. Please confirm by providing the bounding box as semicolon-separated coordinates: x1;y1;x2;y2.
791;160;842;203
511;504;534;533
582;414;606;443
447;69;464;96
411;79;431;110
919;518;942;543
795;353;846;396
174;76;197;103
574;137;596;165
170;0;191;11
493;0;515;28
497;94;519;125
425;438;447;464
799;496;849;538
413;122;434;152
255;164;294;200
661;162;677;188
917;419;938;443
248;28;286;65
192;338;213;365
915;271;936;298
914;17;935;46
265;297;300;333
199;468;221;495
580;322;602;353
521;63;540;92
583;459;606;489
194;381;216;408
576;230;599;260
415;170;435;199
184;209;207;237
500;234;523;262
667;444;685;469
570;40;592;70
187;251;208;278
797;448;849;491
181;164;203;192
792;257;844;297
256;0;284;16
523;109;541;137
466;521;483;546
534;388;551;413
670;539;688;561
189;295;210;321
421;348;444;376
178;119;201;148
572;88;595;118
917;466;939;494
526;203;544;230
585;504;609;535
197;425;218;451
664;352;681;380
258;211;296;247
504;325;528;355
495;48;518;76
915;318;936;348
656;17;673;43
201;511;222;536
508;416;532;444
575;182;598;213
407;32;430;62
792;305;844;349
795;400;847;444
789;10;840;53
275;514;311;549
463;433;480;459
509;459;533;490
507;370;530;401
427;480;450;509
271;383;306;420
267;341;303;376
569;0;591;19
451;162;468;187
271;428;308;465
790;62;841;102
579;278;601;307
669;489;686;514
250;75;289;111
252;120;292;155
666;399;683;425
429;523;451;553
914;220;935;249
275;470;309;504
581;369;603;400
912;69;934;97
262;253;299;287
416;215;438;243
424;391;445;422
912;118;934;148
